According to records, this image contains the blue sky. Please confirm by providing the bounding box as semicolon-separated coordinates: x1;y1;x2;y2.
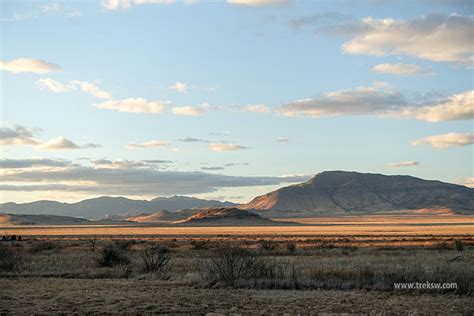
1;0;473;203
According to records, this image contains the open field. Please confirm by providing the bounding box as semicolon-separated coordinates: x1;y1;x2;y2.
1;215;473;313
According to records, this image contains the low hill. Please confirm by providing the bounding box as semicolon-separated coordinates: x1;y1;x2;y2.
0;196;236;219
177;207;291;226
127;210;188;223
0;214;90;226
240;171;474;216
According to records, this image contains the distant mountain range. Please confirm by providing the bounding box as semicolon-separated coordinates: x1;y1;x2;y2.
0;196;235;219
1;171;473;220
240;171;474;216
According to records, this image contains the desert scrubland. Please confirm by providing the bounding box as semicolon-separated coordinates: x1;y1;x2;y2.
1;215;473;314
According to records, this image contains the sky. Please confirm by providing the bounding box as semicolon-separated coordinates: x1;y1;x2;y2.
0;0;473;204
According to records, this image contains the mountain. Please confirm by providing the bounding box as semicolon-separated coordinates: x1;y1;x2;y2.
240;171;474;216
176;207;285;226
0;196;236;219
0;214;90;226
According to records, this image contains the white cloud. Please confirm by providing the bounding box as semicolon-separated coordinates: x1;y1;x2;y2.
0;58;61;74
41;2;59;12
210;143;248;152
387;161;420;167
411;132;474;149
278;83;405;118
0;124;41;146
127;140;171;148
37;78;74;93
227;0;288;6
278;84;473;122
71;80;112;99
392;90;474;122
91;159;171;169
168;81;187;93
96;98;168;113
35;137;100;151
342;14;474;64
172;103;210;116
38;78;111;99
276;137;289;143
101;0;174;10
372;63;430;76
243;104;270;113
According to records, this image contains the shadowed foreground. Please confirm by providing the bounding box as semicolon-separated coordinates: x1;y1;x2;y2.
2;278;473;314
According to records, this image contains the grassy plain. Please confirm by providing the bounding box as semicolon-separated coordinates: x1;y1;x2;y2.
1;215;473;314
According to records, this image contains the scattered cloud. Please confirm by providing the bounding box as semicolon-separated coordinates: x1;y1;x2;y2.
126;140;171;148
41;2;59;12
278;82;405;118
278;84;473;122
243;104;270;113
372;63;431;76
0;58;61;74
91;159;171;169
0;124;41;146
172;103;210;116
340;14;473;64
96;98;169;113
0;162;310;196
390;90;473;122
168;81;187;93
35;137;101;151
101;0;175;10
201;166;225;171
289;12;349;29
0;158;70;169
227;0;289;6
71;80;112;99
179;137;210;143
411;132;474;149
387;161;420;167
276;137;289;143
38;78;111;99
210;143;248;152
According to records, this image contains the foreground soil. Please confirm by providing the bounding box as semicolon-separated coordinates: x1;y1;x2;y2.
1;278;472;314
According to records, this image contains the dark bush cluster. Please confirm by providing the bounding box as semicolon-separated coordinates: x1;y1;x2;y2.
97;242;131;267
0;244;21;272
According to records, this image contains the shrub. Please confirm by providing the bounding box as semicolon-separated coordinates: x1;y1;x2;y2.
29;241;61;253
259;240;276;251
286;242;297;253
455;240;464;252
205;246;275;287
0;244;21;272
98;243;130;267
141;245;171;273
190;240;210;250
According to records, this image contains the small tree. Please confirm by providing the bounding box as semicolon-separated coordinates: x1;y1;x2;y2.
141;245;171;273
286;242;297;253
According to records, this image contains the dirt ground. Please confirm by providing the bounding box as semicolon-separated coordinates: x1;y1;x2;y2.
2;278;473;314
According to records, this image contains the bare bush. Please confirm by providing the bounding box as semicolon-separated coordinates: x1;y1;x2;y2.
259;240;276;251
204;246;276;287
286;242;297;253
0;244;21;272
29;241;62;253
455;240;464;252
141;245;171;273
97;243;130;267
190;240;210;250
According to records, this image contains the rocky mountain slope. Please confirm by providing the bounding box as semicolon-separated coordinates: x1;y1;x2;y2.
240;171;474;216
